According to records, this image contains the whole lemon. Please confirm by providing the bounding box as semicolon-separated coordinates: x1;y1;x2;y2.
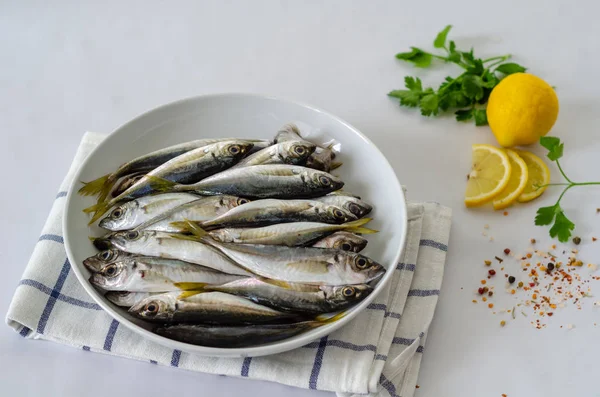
487;73;559;147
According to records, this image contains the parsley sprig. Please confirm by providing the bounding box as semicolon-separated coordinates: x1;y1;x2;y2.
535;137;600;242
388;25;526;125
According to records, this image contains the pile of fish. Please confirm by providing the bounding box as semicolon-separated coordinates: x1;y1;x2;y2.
79;124;384;348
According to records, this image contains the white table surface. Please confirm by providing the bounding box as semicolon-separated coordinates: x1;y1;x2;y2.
2;1;600;396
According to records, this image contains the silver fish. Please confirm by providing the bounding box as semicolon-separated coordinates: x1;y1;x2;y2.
207;218;374;246
312;231;368;253
185;227;384;285
152;165;344;199
105;291;156;307
98;193;200;231
109;230;252;276
129;291;303;324
155;322;323;348
231;141;316;168
204;278;373;314
85;140;254;224
195;199;356;230
83;249;132;272
89;257;244;292
137;195;249;233
79;138;270;200
274;124;337;171
314;195;373;218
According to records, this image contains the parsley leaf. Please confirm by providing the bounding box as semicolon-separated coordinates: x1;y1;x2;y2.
461;75;484;100
390;25;529;126
473;109;488;126
395;47;433;68
420;94;439;116
495;62;527;75
540;136;564;161
434;25;452;49
535;204;558;226
455;109;473;121
550;210;575;242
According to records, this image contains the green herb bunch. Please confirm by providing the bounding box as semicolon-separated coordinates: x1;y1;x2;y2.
388;25;526;125
535;137;600;242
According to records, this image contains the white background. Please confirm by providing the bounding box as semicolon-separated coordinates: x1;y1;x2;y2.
2;1;600;396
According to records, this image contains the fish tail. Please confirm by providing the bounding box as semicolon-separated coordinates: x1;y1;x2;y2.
330;161;343;170
168;219;209;241
341;218;377;234
315;310;347;324
78;174;112;197
146;175;178;193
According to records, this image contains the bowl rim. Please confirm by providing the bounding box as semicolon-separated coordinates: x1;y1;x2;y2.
63;92;408;357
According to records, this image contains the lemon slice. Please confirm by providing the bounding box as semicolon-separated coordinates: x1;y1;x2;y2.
516;150;551;202
492;149;529;210
465;144;512;207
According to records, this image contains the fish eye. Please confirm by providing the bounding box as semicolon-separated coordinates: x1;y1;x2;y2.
144;302;159;315
347;203;361;216
126;231;139;240
238;198;250;205
229;145;241;154
341;243;352;251
342;287;355;297
294;146;306;155
111;208;123;219
100;250;113;261
319;176;331;186
355;257;369;269
333;209;345;219
103;264;119;277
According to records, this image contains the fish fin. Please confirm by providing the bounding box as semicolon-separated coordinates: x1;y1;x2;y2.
341;218;372;227
174;282;208;291
82;202;103;214
78;174;111;197
330;161;343;170
146;175;178;192
177;290;205;299
258;277;293;289
168;233;201;242
348;226;378;234
315;310;347;323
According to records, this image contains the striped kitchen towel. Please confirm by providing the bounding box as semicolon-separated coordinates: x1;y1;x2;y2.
6;132;452;397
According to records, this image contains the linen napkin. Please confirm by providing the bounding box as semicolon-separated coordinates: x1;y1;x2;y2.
6;132;452;397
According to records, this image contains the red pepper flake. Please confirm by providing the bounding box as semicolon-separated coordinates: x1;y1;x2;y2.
478;287;485;295
548;312;554;317
488;269;496;276
530;283;536;287
503;211;509;216
593;237;597;242
504;248;511;255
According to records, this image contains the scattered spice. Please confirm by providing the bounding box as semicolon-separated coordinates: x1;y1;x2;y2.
502;394;507;397
472;300;477;303
415;385;420;389
547;262;555;272
489;269;496;276
573;236;581;245
482;297;488;302
508;276;516;284
495;256;504;263
481;280;487;285
478;287;485;295
593;237;597;242
530;238;536;244
518;281;524;288
504;248;511;255
488;303;494;308
503;211;508;216
484;260;492;266
488;291;494;297
510;289;516;295
512;307;516;319
500;320;506;327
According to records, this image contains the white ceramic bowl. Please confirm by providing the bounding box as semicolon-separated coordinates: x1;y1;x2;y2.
63;93;407;357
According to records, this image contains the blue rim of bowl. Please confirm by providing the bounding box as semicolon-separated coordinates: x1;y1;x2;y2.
63;93;408;357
